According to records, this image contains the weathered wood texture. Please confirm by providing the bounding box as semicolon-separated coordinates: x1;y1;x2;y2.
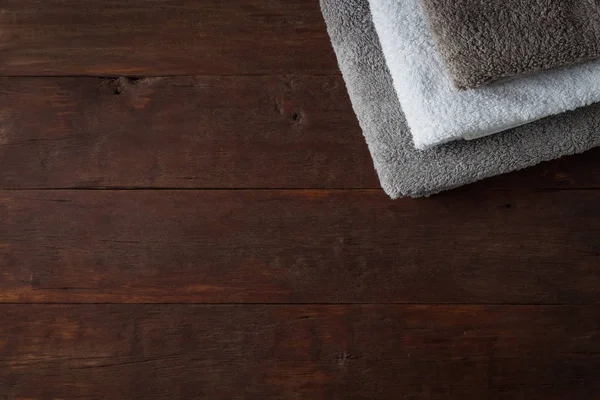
0;0;337;76
0;76;377;189
1;305;599;399
2;0;600;398
0;76;379;188
2;76;600;190
2;189;600;304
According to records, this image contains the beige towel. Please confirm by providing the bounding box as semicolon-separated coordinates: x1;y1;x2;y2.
420;0;600;89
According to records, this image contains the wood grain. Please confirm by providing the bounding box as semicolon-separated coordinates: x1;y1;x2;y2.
2;189;600;304
1;304;599;399
3;0;598;397
0;76;377;189
2;76;600;190
0;0;337;76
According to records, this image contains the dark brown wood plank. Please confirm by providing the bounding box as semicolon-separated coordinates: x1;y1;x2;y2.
0;0;337;76
1;304;599;399
0;76;378;189
2;189;600;304
3;76;600;190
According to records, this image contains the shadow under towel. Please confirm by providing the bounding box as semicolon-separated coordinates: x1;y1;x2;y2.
320;0;600;198
420;0;600;89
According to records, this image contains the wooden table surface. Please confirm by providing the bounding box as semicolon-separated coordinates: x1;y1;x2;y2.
1;1;600;399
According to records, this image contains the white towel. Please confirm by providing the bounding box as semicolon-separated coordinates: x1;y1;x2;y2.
368;0;600;149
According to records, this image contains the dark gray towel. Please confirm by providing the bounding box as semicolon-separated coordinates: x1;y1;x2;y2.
420;0;600;89
320;0;600;198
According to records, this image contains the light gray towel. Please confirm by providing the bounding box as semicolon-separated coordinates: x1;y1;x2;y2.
420;0;600;89
368;0;600;149
320;0;600;198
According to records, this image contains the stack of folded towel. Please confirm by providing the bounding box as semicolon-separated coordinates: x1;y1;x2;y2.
320;0;600;198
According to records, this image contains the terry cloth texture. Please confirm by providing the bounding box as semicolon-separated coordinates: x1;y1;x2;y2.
319;0;600;199
368;0;600;149
420;0;600;89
